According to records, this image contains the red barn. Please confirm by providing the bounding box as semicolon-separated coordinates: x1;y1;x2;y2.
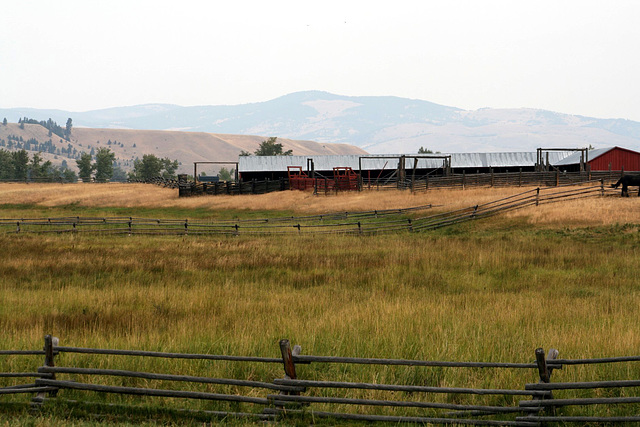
555;146;640;172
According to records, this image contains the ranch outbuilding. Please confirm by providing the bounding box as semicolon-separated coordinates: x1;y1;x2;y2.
236;146;640;182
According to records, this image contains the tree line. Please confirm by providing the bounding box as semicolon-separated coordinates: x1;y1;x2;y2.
75;150;179;183
0;149;76;182
17;117;72;140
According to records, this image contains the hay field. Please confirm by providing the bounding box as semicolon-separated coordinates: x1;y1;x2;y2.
0;183;639;424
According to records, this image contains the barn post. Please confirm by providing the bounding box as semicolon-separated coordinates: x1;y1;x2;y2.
545;152;550;172
411;157;418;192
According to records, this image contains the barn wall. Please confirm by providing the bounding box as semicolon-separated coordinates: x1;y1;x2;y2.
589;147;640;171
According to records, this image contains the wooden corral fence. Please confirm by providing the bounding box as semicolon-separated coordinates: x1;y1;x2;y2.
179;178;288;197
0;182;621;236
1;336;639;424
385;170;629;192
136;170;631;195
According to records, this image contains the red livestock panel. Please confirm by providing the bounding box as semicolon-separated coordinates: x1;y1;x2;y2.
589;147;640;171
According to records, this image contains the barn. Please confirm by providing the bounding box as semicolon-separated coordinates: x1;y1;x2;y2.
234;146;640;184
554;146;640;172
237;151;575;181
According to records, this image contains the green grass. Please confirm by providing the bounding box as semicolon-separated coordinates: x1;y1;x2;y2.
1;203;639;423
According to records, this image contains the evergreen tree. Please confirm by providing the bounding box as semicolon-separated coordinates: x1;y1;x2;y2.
93;148;115;182
0;150;15;179
161;157;179;179
12;150;29;180
76;152;94;182
29;152;44;180
2;118;7;126
65;118;73;140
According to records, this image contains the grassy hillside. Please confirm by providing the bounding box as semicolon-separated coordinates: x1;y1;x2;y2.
0;184;638;424
0;123;367;175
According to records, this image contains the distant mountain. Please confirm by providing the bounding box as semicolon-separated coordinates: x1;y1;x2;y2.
2;91;640;154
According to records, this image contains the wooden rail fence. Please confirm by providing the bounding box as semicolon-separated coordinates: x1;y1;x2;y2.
0;182;619;236
168;170;627;196
1;336;639;424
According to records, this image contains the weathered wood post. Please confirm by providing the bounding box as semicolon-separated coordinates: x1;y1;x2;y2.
519;168;522;187
490;168;494;187
600;178;605;196
535;188;540;206
462;171;466;190
528;347;559;418
32;335;59;410
279;339;301;396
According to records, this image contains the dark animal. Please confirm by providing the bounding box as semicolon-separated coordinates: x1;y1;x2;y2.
612;174;640;197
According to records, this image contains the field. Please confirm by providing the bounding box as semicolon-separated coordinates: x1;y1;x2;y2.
0;183;639;425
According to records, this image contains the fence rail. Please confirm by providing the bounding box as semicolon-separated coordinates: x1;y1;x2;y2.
1;335;639;424
0;183;620;236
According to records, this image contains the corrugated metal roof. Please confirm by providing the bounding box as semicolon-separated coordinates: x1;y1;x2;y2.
238;151;579;172
554;147;614;166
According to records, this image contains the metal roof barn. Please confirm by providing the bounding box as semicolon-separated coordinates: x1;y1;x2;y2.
554;146;640;171
238;151;576;174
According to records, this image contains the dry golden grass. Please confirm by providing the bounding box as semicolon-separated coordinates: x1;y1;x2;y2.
0;183;638;227
0;182;639;422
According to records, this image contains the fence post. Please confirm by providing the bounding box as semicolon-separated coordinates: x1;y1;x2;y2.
535;188;540;206
529;347;559;418
462;171;466;190
184;219;188;235
32;335;59;410
279;339;302;395
519;168;522;187
16;221;20;233
490;168;494;187
600;178;604;196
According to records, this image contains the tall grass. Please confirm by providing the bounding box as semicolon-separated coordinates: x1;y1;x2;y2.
0;183;639;422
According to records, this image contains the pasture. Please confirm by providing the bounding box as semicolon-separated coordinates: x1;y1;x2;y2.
0;183;639;425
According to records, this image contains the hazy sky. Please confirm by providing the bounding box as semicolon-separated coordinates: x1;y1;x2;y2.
2;1;640;121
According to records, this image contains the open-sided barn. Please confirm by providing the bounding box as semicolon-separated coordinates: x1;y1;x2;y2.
238;151;577;181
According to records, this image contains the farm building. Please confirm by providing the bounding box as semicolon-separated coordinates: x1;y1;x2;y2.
238;151;576;181
237;146;640;182
554;146;640;172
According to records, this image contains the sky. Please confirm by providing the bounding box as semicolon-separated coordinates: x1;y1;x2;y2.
2;0;640;121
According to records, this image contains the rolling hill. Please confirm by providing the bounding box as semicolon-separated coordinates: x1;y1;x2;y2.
0;123;366;175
